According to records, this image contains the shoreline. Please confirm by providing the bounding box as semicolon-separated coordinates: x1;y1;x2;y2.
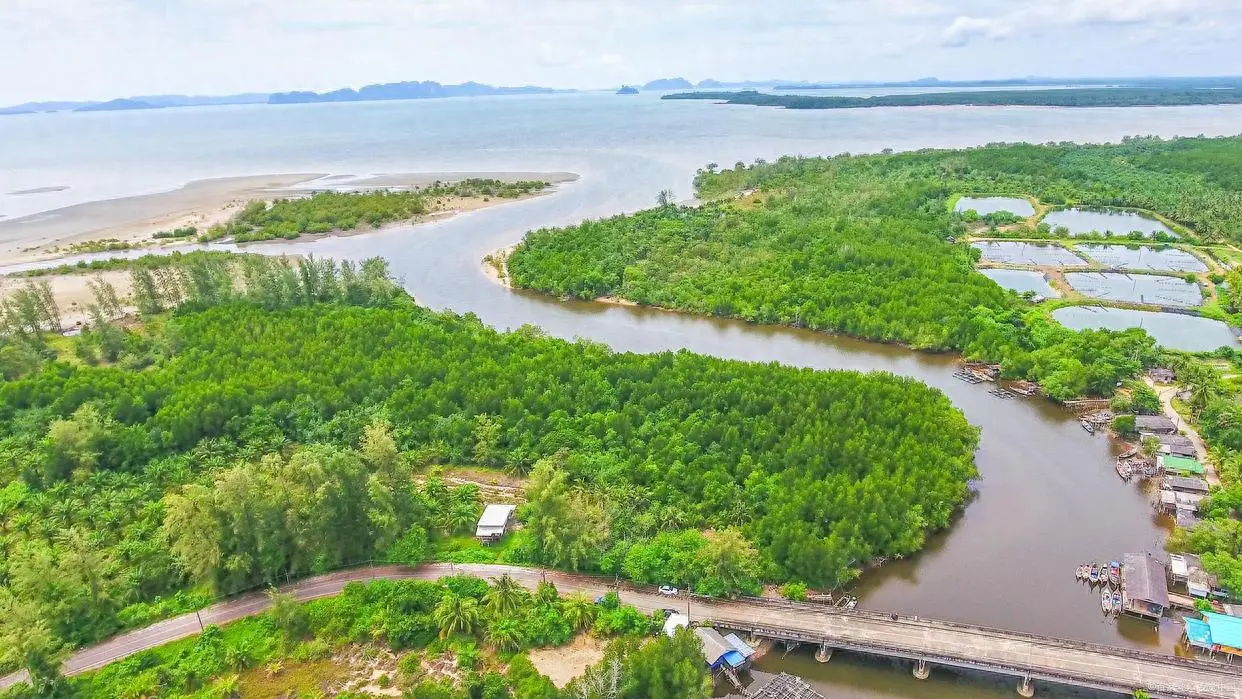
1;171;579;267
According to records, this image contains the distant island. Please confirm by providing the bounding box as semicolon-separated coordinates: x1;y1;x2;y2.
663;86;1242;110
616;85;640;95
75;99;163;112
641;77;693;91
268;80;564;104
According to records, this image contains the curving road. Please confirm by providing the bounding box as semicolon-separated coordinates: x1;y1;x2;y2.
3;564;1241;698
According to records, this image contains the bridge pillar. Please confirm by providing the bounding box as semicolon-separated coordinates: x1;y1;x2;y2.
913;660;930;680
814;645;833;663
1016;676;1035;698
748;631;761;646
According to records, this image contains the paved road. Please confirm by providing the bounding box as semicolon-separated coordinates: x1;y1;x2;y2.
3;563;1241;698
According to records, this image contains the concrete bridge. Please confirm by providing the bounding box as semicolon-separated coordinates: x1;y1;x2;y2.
3;563;1241;698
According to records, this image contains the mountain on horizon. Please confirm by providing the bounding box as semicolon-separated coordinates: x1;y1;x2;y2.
642;77;693;91
268;80;566;104
75;99;163;112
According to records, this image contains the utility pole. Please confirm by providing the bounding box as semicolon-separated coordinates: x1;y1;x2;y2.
195;610;204;631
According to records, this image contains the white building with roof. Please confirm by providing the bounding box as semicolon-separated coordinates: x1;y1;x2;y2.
475;504;516;543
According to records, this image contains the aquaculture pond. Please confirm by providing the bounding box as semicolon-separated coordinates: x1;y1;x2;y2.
971;241;1084;267
1077;244;1207;273
1063;272;1203;307
979;268;1059;298
1041;208;1177;238
1052;306;1238;352
954;196;1036;217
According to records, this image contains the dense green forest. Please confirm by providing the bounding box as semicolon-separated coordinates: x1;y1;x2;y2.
201;179;549;242
3;574;706;699
0;253;978;684
506;138;1242;397
663;87;1242;109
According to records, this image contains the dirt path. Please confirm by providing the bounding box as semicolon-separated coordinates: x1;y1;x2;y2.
1145;378;1220;486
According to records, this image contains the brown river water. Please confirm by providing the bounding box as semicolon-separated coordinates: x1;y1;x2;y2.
7;97;1240;696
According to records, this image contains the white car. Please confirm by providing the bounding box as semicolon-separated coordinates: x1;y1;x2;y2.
658;585;679;596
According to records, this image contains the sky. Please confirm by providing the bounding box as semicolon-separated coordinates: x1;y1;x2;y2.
1;0;1240;103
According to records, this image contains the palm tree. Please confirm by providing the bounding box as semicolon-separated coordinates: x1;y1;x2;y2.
440;499;479;535
212;673;242;699
561;593;598;632
433;593;482;639
484;574;526;616
535;580;560;606
485;618;525;653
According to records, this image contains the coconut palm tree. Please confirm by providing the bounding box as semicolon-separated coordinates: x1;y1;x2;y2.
212;673;242;699
485;618;525;653
535;579;560;606
433;593;482;639
562;593;598;632
484;574;526;616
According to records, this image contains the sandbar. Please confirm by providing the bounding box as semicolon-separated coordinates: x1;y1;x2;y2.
1;172;579;266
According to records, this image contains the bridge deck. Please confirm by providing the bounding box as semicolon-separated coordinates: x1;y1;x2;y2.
2;563;1240;698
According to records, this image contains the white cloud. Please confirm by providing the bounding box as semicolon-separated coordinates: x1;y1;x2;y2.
941;0;1213;47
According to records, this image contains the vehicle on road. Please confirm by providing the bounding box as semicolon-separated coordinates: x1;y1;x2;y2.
658;585;678;596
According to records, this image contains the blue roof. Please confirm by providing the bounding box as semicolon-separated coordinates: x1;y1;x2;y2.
722;650;747;668
1185;617;1214;649
1204;612;1242;648
724;633;756;658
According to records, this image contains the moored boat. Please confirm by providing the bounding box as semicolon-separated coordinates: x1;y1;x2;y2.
1075;564;1086;581
1112;590;1122;612
1109;561;1121;586
1089;564;1100;584
1081;420;1095;434
1101;588;1113;613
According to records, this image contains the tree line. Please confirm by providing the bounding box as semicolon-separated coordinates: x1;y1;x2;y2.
663;87;1242;111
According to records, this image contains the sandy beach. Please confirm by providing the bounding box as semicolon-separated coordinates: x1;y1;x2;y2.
0;171;578;266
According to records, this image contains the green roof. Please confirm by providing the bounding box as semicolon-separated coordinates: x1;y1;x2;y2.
1163;455;1206;475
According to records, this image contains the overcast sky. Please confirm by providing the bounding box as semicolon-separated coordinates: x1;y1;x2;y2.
2;0;1240;103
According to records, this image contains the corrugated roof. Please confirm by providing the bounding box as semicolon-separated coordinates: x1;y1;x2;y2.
1123;553;1169;607
1136;415;1177;431
1204;613;1242;649
477;504;515;528
1161;455;1206;475
1185;617;1214;649
1164;476;1210;493
695;627;734;666
724;633;756;658
1148;432;1194;447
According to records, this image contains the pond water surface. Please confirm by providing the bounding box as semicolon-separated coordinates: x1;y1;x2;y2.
1077;245;1206;273
1041;209;1177;238
955;196;1036;217
979;268;1059;297
972;241;1084;266
1064;272;1203;307
1052;307;1238;351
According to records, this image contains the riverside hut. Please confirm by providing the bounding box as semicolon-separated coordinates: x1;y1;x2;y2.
1121;553;1169;621
1135;415;1177;434
1158;454;1206;477
1195;613;1242;660
1163;476;1210;495
694;627;750;671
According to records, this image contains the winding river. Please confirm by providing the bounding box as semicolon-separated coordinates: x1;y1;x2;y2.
6;95;1242;696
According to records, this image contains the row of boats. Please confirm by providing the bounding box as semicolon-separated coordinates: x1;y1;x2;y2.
1076;562;1126;615
1076;561;1121;586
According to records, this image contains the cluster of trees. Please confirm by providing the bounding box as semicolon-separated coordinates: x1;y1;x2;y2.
663;87;1242;110
201;179;549;242
0;291;978;673
509;141;1198;397
25;575;693;699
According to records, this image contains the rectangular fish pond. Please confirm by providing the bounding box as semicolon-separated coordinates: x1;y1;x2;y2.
955;196;1036;217
972;241;1084;267
1041;208;1177;239
1064;272;1203;308
979;269;1060;298
1077;244;1206;273
1053;306;1239;352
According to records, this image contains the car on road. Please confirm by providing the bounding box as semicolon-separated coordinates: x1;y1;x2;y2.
658;585;678;596
661;608;679;618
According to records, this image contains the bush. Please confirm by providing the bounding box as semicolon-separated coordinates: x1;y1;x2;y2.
1113;414;1137;436
780;582;809;601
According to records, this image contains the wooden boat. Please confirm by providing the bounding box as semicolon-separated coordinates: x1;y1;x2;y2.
1116;461;1133;480
1113;590;1123;611
1076;564;1086;581
1089;564;1100;584
1101;589;1113;613
1109;562;1121;586
1081;420;1096;435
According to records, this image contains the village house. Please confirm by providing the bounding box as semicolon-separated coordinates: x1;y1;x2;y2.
474;504;516;544
1121;553;1169;621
